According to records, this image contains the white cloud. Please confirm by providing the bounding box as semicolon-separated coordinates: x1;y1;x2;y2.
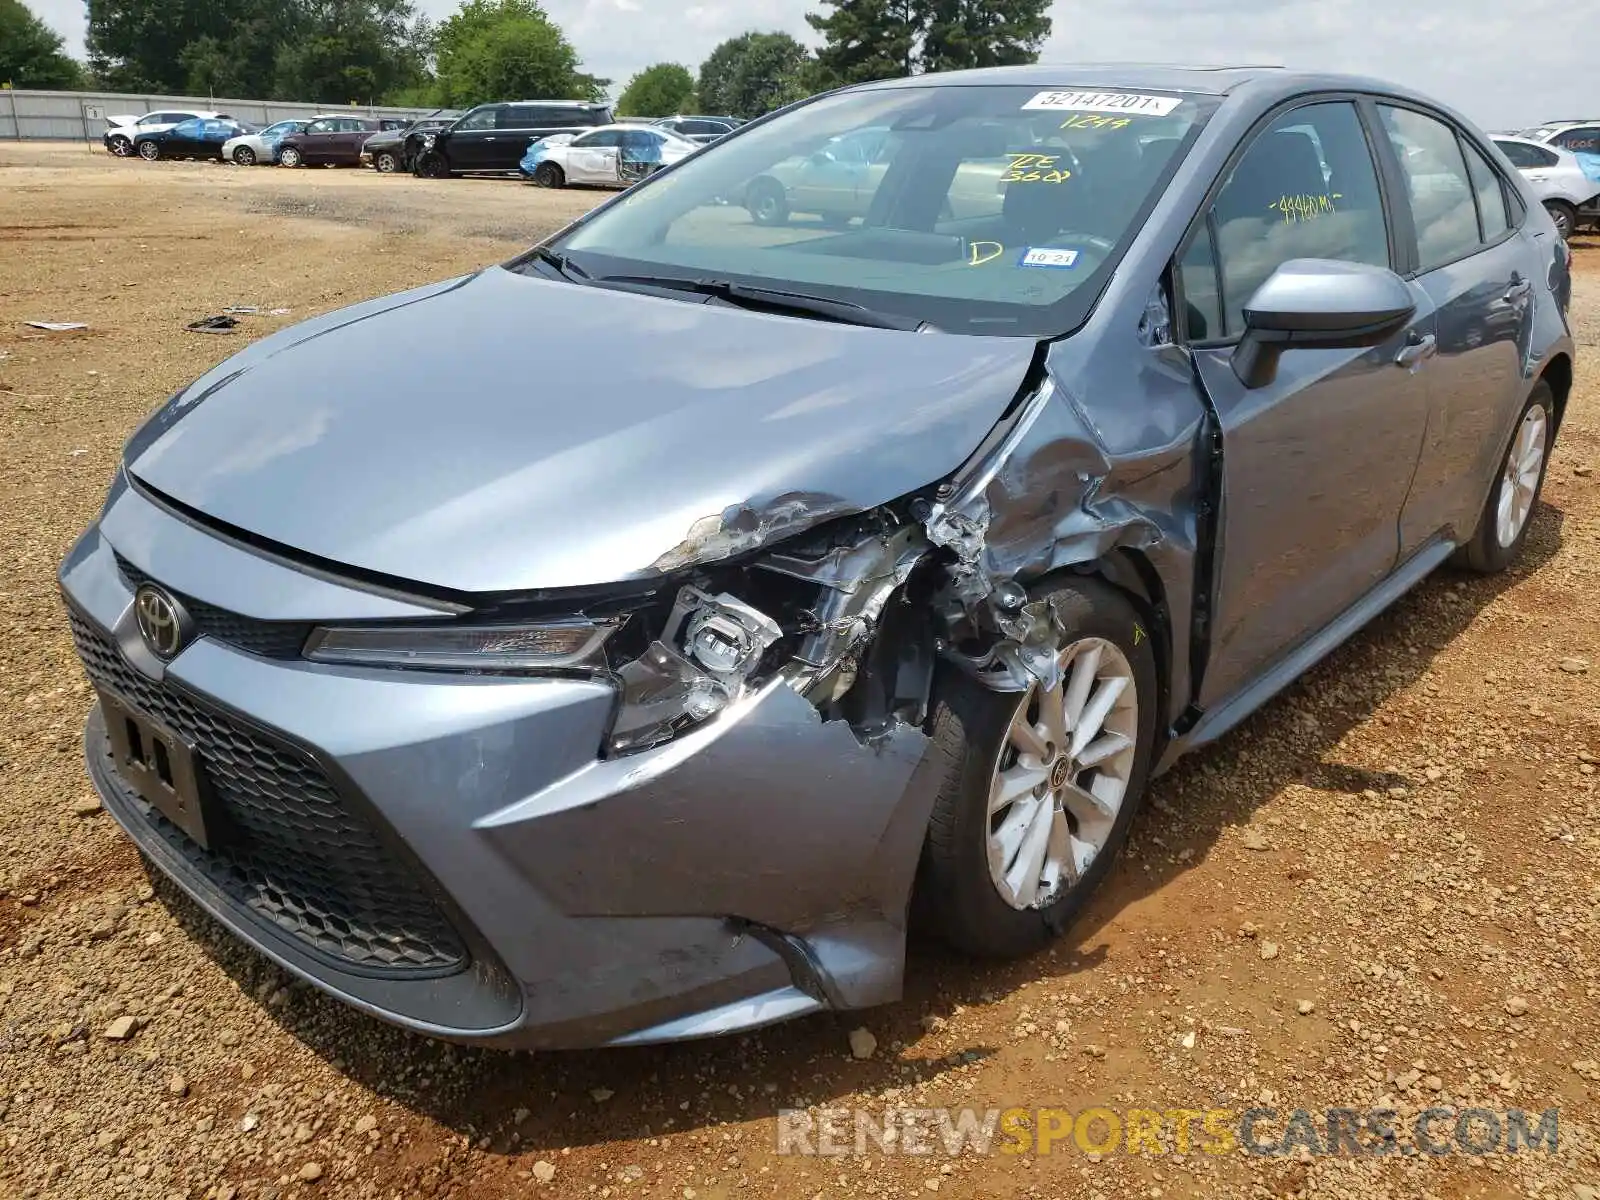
24;0;1590;130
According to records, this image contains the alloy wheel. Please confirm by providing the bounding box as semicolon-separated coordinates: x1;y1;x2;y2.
985;637;1139;910
234;146;255;166
280;147;301;168
137;141;158;161
110;137;132;157
1495;404;1548;547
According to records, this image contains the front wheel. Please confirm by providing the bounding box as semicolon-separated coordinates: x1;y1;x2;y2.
278;145;303;168
232;145;256;166
136;140;159;161
746;179;789;226
108;136;133;157
531;162;564;188
414;150;449;178
1453;383;1555;573
1544;200;1576;240
915;577;1159;959
374;150;399;173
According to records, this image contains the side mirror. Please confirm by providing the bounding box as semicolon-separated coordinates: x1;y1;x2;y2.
1232;259;1417;389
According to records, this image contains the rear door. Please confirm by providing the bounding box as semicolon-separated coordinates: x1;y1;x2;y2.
492;106;546;171
1375;105;1535;555
1180;98;1435;708
567;130;621;183
340;118;374;162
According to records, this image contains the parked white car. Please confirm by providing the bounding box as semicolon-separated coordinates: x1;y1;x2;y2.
520;124;699;189
102;110;222;158
1492;134;1600;239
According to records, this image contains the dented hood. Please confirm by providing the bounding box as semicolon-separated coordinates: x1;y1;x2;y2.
126;267;1036;593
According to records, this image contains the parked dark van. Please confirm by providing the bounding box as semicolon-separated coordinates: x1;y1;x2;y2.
414;101;614;176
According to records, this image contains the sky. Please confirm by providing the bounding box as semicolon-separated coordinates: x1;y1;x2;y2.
29;0;1590;133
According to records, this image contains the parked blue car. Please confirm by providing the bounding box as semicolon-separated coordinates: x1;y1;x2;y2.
62;65;1574;1051
133;117;258;162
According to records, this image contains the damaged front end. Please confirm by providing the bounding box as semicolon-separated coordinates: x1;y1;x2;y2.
598;373;1161;755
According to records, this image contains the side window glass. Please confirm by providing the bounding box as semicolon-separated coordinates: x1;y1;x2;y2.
1462;140;1509;240
1379;106;1481;272
1178;220;1223;341
1210;101;1389;336
1554;127;1600;153
457;108;496;131
306;119;334;134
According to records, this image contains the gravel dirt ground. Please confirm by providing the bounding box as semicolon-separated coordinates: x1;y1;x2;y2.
1;140;1597;1200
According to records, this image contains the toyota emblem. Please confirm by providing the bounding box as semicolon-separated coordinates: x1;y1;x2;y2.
133;584;193;660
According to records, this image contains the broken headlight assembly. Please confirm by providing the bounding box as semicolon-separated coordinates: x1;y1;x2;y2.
608;587;784;753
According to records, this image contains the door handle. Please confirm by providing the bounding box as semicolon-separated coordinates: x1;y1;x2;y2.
1395;332;1437;369
1504;274;1532;302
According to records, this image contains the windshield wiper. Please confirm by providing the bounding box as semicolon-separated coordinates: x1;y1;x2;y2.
528;246;591;283
591;273;928;331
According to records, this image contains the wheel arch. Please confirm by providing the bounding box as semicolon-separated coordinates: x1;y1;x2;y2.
1540;352;1572;434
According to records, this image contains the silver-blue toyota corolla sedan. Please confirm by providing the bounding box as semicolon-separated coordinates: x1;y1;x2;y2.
60;65;1575;1049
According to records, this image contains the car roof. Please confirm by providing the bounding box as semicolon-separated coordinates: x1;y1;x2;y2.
852;62;1458;109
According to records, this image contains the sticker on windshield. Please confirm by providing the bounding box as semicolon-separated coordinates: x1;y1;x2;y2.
1018;247;1080;269
1022;90;1182;117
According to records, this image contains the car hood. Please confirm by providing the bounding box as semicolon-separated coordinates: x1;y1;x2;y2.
126;267;1037;594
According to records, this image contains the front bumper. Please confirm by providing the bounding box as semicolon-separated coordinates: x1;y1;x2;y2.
59;483;936;1048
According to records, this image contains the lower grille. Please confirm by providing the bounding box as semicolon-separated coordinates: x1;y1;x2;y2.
69;609;467;976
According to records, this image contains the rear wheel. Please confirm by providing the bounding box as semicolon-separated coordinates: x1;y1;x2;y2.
374;150;399;173
916;577;1158;958
278;145;303;168
1545;200;1576;240
232;145;256;166
1454;382;1554;573
532;162;564;188
136;140;159;161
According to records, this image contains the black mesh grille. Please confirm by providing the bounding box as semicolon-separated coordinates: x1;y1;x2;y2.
116;556;311;659
69;608;467;976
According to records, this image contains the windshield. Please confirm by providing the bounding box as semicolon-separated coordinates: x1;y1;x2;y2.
533;84;1214;336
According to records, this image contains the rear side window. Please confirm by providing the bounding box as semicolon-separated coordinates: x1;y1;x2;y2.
1206;101;1389;336
1495;140;1558;169
1461;140;1510;240
1378;106;1483;272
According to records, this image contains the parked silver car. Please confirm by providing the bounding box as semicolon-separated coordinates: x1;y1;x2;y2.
60;65;1574;1051
1498;130;1600;237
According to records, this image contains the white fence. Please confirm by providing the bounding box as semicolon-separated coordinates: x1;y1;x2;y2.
0;88;438;141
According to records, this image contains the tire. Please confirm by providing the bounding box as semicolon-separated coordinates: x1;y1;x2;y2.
915;577;1160;959
1544;200;1576;240
136;140;159;161
746;179;789;226
232;145;256;166
414;151;449;179
374;150;399;173
531;162;564;188
279;145;303;168
1453;382;1555;573
108;136;133;158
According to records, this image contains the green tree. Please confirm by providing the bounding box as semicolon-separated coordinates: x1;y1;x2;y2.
272;0;429;103
696;32;810;120
806;0;920;87
431;0;601;107
0;0;84;87
616;62;695;117
919;0;1050;73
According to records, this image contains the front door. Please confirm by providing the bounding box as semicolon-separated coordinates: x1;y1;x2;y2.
298;119;340;163
443;107;499;171
1180;99;1435;709
1373;105;1537;554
